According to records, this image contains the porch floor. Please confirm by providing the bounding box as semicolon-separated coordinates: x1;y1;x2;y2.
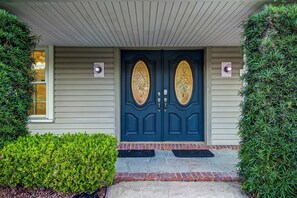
115;149;240;182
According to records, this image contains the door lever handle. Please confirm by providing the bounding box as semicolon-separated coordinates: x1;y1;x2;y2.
157;98;161;112
164;98;167;112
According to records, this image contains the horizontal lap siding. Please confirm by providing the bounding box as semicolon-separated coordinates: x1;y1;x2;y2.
28;47;115;135
211;47;243;145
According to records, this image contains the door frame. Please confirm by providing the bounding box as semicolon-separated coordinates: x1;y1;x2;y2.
114;47;211;144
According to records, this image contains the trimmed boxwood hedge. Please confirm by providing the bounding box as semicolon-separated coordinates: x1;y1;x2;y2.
0;9;37;148
0;133;118;194
238;4;297;198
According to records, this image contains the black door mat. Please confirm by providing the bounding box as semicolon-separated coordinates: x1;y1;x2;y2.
118;150;155;158
172;150;215;158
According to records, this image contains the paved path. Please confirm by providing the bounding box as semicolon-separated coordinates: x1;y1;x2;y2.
116;150;238;173
106;181;248;198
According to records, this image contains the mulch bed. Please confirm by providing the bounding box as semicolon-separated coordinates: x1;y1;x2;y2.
0;187;106;198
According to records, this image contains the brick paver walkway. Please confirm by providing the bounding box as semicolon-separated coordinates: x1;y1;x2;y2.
118;143;239;150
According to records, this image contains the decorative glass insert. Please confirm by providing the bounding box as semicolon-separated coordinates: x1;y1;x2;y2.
29;50;46;115
174;60;193;105
131;61;150;105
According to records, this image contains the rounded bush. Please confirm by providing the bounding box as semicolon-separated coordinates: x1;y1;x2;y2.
239;4;297;198
0;9;38;148
0;133;118;193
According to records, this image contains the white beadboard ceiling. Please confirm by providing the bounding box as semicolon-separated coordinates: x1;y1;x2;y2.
1;0;275;46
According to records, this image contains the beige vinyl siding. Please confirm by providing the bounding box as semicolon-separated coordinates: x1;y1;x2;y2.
28;46;243;145
28;47;115;135
210;47;243;145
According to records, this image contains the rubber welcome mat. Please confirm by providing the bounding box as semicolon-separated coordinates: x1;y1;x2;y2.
118;150;155;158
172;150;215;158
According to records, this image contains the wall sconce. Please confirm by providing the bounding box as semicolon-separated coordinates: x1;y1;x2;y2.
93;62;104;77
221;62;232;77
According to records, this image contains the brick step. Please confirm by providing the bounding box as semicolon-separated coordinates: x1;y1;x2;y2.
118;143;239;150
114;172;241;183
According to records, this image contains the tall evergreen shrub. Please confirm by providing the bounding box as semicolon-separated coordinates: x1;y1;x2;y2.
239;4;297;198
0;10;37;148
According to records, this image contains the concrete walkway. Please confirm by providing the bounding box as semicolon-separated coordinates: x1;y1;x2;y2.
106;181;248;198
110;149;244;197
116;150;238;173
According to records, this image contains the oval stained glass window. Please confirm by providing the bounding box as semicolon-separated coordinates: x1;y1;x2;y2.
174;60;193;105
131;61;150;105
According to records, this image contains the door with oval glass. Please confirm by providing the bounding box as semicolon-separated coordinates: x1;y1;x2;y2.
121;50;204;141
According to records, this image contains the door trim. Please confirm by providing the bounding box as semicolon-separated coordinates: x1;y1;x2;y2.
114;48;121;141
115;48;209;144
205;47;212;145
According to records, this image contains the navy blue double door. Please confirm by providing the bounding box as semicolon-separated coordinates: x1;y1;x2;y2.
121;50;204;141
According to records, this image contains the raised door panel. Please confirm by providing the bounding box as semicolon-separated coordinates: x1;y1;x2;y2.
143;113;157;135
186;113;200;135
169;113;182;135
125;113;138;135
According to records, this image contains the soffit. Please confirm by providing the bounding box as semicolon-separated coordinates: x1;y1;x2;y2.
1;0;274;46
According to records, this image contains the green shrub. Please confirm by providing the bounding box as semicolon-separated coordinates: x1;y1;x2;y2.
0;133;118;193
0;9;38;148
238;4;297;198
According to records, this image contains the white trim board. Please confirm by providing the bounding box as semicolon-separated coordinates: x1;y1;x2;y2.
29;45;54;122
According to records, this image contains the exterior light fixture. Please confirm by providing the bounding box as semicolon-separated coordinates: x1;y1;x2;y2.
224;65;232;72
221;62;232;77
93;62;104;77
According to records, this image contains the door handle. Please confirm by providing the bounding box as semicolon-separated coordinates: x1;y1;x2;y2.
164;98;167;112
157;92;161;112
157;98;161;112
163;89;167;112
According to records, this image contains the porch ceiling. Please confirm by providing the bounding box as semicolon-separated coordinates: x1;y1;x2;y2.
1;0;274;47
